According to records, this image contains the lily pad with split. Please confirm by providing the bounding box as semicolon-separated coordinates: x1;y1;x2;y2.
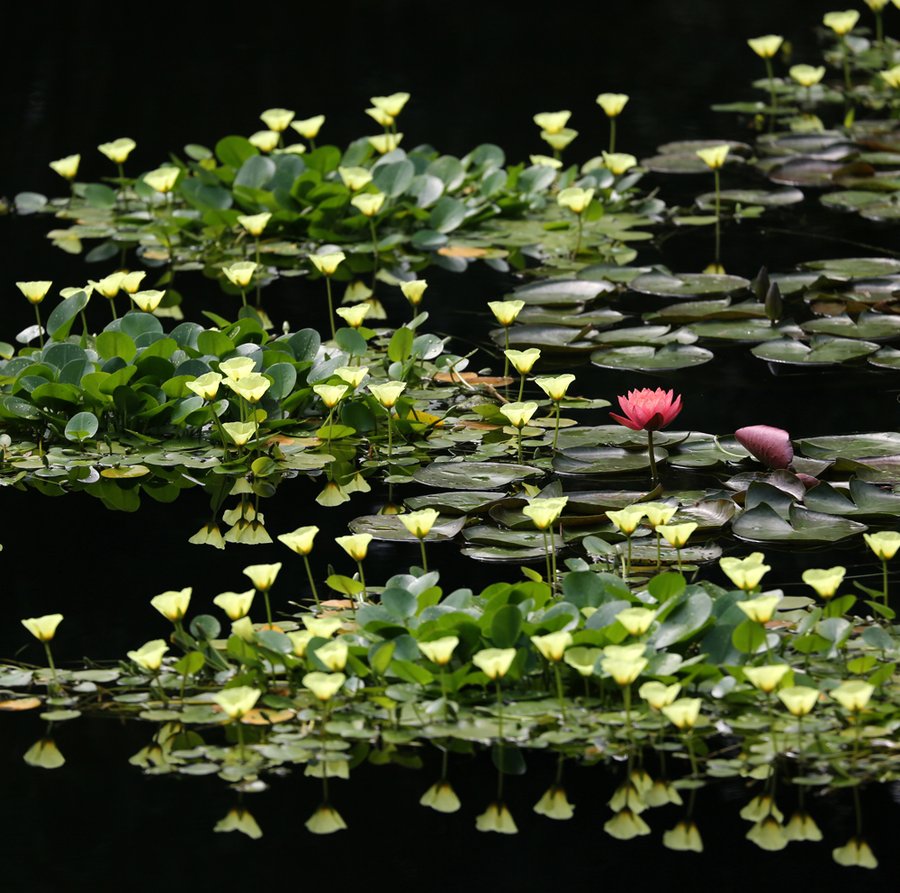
553;446;668;476
629;272;750;299
348;514;467;542
413;461;542;490
751;335;879;365
732;502;867;543
590;344;713;371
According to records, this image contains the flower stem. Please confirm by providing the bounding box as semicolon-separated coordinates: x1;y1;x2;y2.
503;328;510;380
609;117;617;154
303;554;320;606
34;305;44;348
262;590;273;627
764;57;777;127
42;642;59;691
553;663;567;722
325;277;336;340
647;429;659;485
516;427;523;465
542;529;553;589
552;401;561;451
356;560;367;603
517;373;525;402
882;558;889;609
713;168;721;262
419;538;428;573
495;679;504;741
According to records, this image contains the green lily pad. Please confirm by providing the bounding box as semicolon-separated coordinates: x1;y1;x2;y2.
517;307;624;328
696;187;805;209
513;279;612;304
797;432;900;461
629;272;749;298
554;426;685;450
590;344;713;371
499;325;598;352
869;347;900;369
766;158;842;188
801;312;900;340
804;479;900;517
413;461;542;490
553;446;668;475
348;514;466;542
590;325;696;347
751;335;880;365
820;191;887;212
801;257;900;278
732;503;867;543
405;491;502;514
688;319;795;342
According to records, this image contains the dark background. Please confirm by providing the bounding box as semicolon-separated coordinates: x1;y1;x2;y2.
1;1;897;889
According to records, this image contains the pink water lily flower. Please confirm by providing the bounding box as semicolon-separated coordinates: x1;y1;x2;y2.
610;388;682;432
735;425;793;470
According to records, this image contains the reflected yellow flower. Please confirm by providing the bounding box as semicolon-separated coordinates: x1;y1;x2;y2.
541;128;578;151
24;738;65;769
533;785;574;820
604;808;650;840
317;481;350;506
740;793;783;823
475;802;518;834
188;521;226;550
785;811;823;842
127;639;169;671
215;807;263;839
747;816;788;851
420;780;461;813
365;106;395;128
832;837;878;869
663;819;703;852
305;804;347;834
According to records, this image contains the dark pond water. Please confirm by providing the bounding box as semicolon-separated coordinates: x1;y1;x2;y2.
1;1;897;890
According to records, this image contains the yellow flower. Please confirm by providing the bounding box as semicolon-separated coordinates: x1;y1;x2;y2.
522;496;568;530
281;143;307;155
504;348;541;374
302;616;343;637
604;808;650;840
186;372;223;401
400;508;440;538
604;643;647;661
305;804;347;834
127;639;169;671
417;636;459;665
150;588;191;622
602;152;638;175
370;92;410;117
222;261;257;288
596;93;629;117
823;9;859;35
315;639;349;671
533;785;575;820
472;647;517;680
247;130;281;152
338;166;373;191
213;685;261;719
657;522;697;548
736;593;781;622
720;553;771;591
475;802;518;834
740;793;783;823
661;697;702;729
335;304;370;328
747;34;784;58
534;375;575;403
287;630;314;656
16;281;52;305
747;817;788;851
24;738;66;769
778;685;819;716
832;837;878;869
533;110;572;134
303;671;346;700
143;166;179;193
500;401;538;428
880;65;900;88
529;154;563;169
277;526;319;555
784;811;822;842
214;807;263;839
642;502;678;528
291;115;325;139
530;631;573;662
601;656;648;685
801;566;845;598
616;607;656;636
309;251;346;276
260;107;294;132
863;530;900;560
401;279;428;306
368;381;407;407
864;0;890;10
212;590;255;621
237;212;272;236
188;522;226;550
607;506;646;535
91;271;126;298
21;613;64;642
790;64;826;87
645;779;683;807
743;664;790;693
351;192;386;217
663;820;703;852
218;356;256;380
639;680;681;709
119;271;146;294
557;186;594;214
334;366;369;388
243;562;281;592
368;133;403;154
98;137;136;163
420;780;461;813
696;144;730;170
49;154;80;180
488;299;526;326
365;106;395;128
336;533;373;561
311;383;348;409
317;481;350;506
129;289;164;312
541;128;578;151
830;679;874;712
231;617;256;642
563;646;602;677
222;421;256;446
225;372;270;403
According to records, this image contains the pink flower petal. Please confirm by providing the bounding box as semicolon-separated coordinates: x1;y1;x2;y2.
735;425;793;470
